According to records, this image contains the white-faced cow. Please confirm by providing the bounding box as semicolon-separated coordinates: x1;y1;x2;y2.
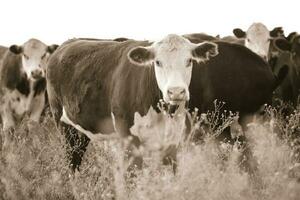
0;39;58;130
46;34;218;171
232;23;284;61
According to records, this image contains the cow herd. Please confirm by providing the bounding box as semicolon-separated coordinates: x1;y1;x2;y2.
0;22;299;177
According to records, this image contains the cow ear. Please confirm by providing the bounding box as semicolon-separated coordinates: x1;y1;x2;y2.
9;45;23;54
270;27;284;37
128;46;154;66
233;28;246;38
286;32;297;42
192;42;218;63
274;38;292;51
47;44;59;54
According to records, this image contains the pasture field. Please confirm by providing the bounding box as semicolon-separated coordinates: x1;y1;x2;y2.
0;103;300;200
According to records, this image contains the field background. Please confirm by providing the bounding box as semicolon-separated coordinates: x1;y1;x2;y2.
1;0;300;199
0;103;299;200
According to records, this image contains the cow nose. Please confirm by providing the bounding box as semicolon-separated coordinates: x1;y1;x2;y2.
31;69;43;79
263;55;268;61
167;87;186;102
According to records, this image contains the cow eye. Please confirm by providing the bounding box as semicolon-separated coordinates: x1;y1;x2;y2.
23;54;29;60
155;60;162;67
186;59;193;67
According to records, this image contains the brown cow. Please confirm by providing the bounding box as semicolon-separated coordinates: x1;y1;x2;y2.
46;34;218;171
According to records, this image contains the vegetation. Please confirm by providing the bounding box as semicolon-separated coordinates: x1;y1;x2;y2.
0;103;299;200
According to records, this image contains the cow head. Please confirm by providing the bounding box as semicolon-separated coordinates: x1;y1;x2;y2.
274;33;300;68
233;23;284;61
128;34;218;105
9;39;59;81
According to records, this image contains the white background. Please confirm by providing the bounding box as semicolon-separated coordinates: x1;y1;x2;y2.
0;0;298;46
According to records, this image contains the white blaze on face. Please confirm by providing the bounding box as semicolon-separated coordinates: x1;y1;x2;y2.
128;34;218;105
245;23;270;60
21;39;49;80
152;35;194;103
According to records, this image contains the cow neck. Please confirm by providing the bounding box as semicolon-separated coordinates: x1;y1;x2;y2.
16;74;30;96
33;78;46;97
13;78;36;116
130;65;161;117
16;75;45;97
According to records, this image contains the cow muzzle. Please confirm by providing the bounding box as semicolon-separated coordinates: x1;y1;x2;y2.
167;87;187;105
31;69;44;80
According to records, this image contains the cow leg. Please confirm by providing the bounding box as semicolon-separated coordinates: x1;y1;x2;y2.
113;117;142;175
60;122;90;172
29;92;46;122
162;144;177;173
0;106;15;150
56;111;90;172
237;114;262;188
214;113;261;187
47;86;90;172
237;114;255;171
46;85;62;127
1;106;15;131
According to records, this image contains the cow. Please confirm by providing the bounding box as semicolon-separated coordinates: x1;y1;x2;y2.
46;34;219;172
184;34;288;177
271;32;300;106
183;33;219;42
271;33;300;174
231;23;284;61
0;39;58;131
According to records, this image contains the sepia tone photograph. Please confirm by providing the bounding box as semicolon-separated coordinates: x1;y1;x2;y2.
0;0;299;199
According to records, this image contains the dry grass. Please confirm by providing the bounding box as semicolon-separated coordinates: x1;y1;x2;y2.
0;104;300;200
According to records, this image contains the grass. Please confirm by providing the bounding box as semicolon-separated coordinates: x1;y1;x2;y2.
0;103;300;200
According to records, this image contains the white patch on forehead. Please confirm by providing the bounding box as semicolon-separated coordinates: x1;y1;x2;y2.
247;23;269;39
154;34;191;52
153;34;193;69
23;39;47;52
245;23;270;59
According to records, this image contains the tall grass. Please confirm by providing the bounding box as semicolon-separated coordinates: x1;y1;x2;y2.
0;105;299;200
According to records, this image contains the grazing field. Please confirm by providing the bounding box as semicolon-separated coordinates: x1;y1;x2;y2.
0;104;300;200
